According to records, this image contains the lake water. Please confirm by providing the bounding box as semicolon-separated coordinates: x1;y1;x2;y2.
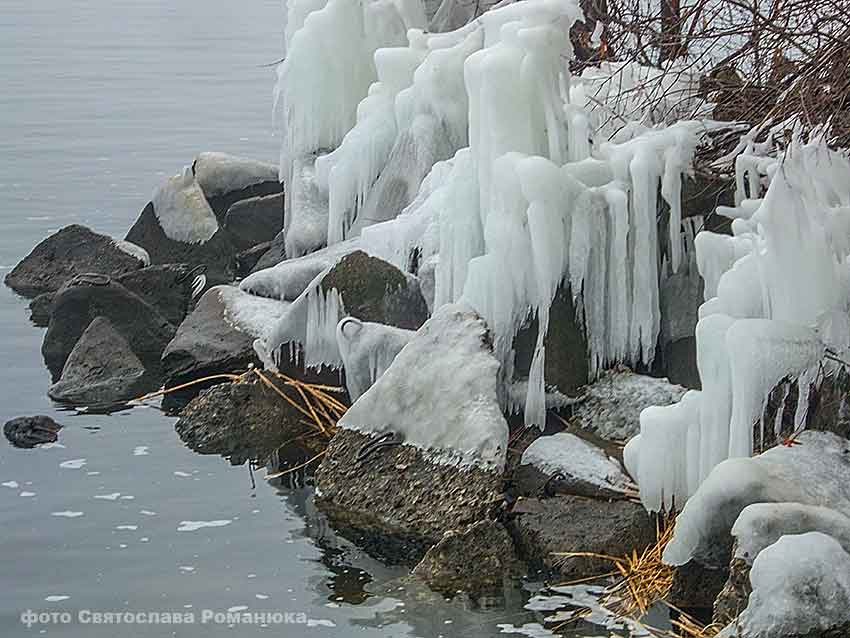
0;2;642;636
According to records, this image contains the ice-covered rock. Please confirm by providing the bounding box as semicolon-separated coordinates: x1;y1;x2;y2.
42;275;176;381
48;317;154;407
339;304;508;470
5;225;145;297
662;431;850;568
336;317;415;401
515;432;633;500
573;369;686;442
721;533;850;638
191;152;280;219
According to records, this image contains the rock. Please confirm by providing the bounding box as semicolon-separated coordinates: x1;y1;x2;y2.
115;263;195;326
192;152;281;221
513;284;589;397
3;415;62;449
713;556;752;627
247;233;287;273
125;201;240;285
412;520;522;595
508;494;656;580
28;292;55;327
5;225;145;297
236;240;274;277
48;317;154;407
513;432;634;500
319;250;428;330
315;428;505;565
660;265;704;389
668;560;729;610
175;376;323;465
572;369;687;441
42;275;176;381
223;192;284;251
336;318;415;400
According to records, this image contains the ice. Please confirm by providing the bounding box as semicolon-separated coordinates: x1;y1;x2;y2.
152;166;219;244
662;431;850;567
192;152;278;199
44;596;70;602
735;532;850;638
217;286;292;342
520;432;632;495
339;304;509;471
52;511;84;518
336;317;415;400
112;240;150;266
176;520;232;532
59;459;87;470
732;503;850;564
2;481;19;489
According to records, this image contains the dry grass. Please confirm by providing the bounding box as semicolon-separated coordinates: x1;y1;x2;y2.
552;509;722;637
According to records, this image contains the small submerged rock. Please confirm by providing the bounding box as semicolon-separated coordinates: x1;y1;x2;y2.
3;415;62;449
5;224;146;297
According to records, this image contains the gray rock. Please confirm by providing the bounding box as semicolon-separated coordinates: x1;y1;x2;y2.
48;317;154;407
412;520;522;595
660;265;704;389
223;192;284;251
315;428;504;565
5;225;145;297
192;152;281;221
175;376;325;465
572;369;687;441
42;275;176;381
28;292;55;327
114;263;195;326
713;555;752;627
247;233;287;273
3;415;62;449
508;494;655;580
668;560;729;610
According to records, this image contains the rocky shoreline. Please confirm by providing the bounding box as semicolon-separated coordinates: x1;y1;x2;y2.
5;150;850;638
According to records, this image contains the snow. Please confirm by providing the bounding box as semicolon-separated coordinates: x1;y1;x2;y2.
735;532;850;638
520;432;632;495
662;431;850;567
192;153;279;199
339;304;509;471
631;140;850;511
217;286;292;342
152;166;219;244
112;240;150;266
336;317;415;400
732;503;850;564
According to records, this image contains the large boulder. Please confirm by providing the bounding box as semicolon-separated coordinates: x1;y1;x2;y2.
192;152;281;221
48;317;154;407
572;369;687;441
412;520;522;595
42;275;175;381
222;192;284;251
5;225;146;297
508;494;656;580
3;416;62;449
175;376;326;465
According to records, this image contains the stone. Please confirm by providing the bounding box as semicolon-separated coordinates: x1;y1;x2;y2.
48;317;154;407
115;263;195;327
175;376;324;466
191;152;281;221
412;520;522;595
572;369;687;442
508;494;656;580
246;234;287;274
42;275;176;381
28;292;55;327
5;225;145;297
513;284;589;397
668;560;729;610
3;415;62;449
660;265;704;389
713;556;752;627
314;428;505;565
223;192;284;251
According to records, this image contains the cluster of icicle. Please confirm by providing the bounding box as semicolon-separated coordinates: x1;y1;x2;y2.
272;0;708;428
625;137;850;512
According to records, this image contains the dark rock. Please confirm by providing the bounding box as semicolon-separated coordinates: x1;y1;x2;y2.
42;275;175;381
3;415;62;449
682;171;735;228
668;560;729;610
508;494;655;580
412;520;522;595
192;152;281;221
247;233;287;273
28;292;55;327
115;263;194;327
315;428;504;565
175;376;323;465
160;287;260;388
48;317;154;407
513;284;589;397
660;265;704;389
125;202;240;285
320;250;429;330
236;241;274;277
5;225;145;297
223;192;284;251
713;556;752;627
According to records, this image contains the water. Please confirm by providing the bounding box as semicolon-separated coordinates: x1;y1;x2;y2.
0;2;638;636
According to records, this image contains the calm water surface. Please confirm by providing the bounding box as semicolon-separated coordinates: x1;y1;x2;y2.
0;3;640;636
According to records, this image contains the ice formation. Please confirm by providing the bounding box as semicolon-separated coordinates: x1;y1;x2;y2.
628;140;850;512
112;240;151;266
192;153;279;199
339;304;509;470
732;532;850;638
336;317;415;400
660;431;850;567
152;166;219;243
